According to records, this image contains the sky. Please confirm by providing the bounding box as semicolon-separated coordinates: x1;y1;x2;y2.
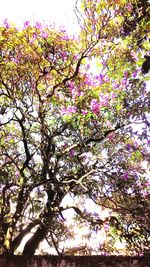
0;0;79;33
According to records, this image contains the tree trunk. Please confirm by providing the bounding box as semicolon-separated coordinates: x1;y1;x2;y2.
22;225;48;255
11;222;37;254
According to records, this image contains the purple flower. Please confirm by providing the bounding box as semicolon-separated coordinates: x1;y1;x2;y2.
122;172;129;180
104;222;110;231
32;33;37;39
82;110;88;115
61;106;77;115
99;74;105;85
24;21;30;28
41;31;49;38
61;51;67;58
68;82;74;91
122;79;127;86
99;74;104;80
99;93;109;107
126;143;132;151
134;141;139;148
132;70;138;78
95;74;108;85
102;61;107;67
113;82;120;89
90;99;100;114
69;149;74;158
3;19;9;28
124;70;128;79
35;22;42;29
126;4;132;11
85;75;92;86
15;172;20;178
66;106;77;114
110;92;115;99
103;75;109;82
61;35;69;41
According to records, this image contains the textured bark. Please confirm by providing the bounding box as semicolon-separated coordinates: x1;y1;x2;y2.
0;255;150;267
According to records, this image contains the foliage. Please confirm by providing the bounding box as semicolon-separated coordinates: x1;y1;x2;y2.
0;0;150;256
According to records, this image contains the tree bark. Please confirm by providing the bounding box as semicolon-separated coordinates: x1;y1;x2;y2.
11;222;37;254
22;225;48;255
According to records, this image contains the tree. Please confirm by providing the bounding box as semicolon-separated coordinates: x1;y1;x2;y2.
0;0;149;255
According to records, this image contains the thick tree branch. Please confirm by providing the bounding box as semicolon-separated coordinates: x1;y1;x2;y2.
15;115;33;172
22;225;48;255
11;221;38;253
85;123;124;144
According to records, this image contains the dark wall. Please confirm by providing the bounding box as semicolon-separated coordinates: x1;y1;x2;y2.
0;255;150;267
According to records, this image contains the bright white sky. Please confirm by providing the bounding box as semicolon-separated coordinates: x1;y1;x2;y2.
0;0;79;33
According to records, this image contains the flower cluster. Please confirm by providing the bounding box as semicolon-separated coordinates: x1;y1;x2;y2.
90;99;100;115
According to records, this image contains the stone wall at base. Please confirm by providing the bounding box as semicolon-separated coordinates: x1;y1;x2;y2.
0;255;150;267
